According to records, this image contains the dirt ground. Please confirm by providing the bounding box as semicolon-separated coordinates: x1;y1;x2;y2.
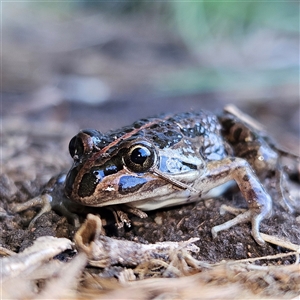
2;98;300;299
1;5;300;299
2;98;299;254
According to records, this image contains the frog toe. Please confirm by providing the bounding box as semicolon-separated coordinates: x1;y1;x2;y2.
211;209;252;238
250;214;266;246
211;208;268;246
12;194;53;229
219;204;246;216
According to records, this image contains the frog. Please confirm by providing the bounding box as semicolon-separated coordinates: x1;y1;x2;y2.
12;105;299;246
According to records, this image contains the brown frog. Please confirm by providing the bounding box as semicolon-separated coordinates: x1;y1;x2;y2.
13;105;299;246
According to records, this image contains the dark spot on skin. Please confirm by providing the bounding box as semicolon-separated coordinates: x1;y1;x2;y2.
103;164;119;176
78;173;99;197
182;162;197;170
180;122;207;139
221;169;230;178
243;174;250;181
233;127;243;141
133;119;152;129
245;187;262;205
219;117;235;132
229;157;236;162
149;124;159;130
239;149;259;160
150;130;182;148
118;176;147;195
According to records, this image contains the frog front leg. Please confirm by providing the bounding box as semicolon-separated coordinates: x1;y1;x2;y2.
197;157;272;246
12;173;81;229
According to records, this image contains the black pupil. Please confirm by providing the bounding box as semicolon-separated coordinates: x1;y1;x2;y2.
131;147;150;165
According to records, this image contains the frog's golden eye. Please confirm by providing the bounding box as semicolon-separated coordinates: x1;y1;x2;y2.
123;143;156;173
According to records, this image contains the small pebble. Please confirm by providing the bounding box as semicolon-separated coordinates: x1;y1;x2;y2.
154;216;163;225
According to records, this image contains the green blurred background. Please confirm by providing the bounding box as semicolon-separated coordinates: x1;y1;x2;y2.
2;1;299;129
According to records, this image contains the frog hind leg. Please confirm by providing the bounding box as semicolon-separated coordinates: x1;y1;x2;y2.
211;206;266;246
199;157;272;246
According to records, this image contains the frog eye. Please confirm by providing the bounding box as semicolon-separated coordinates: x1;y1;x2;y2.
69;130;103;160
69;135;84;159
123;143;156;173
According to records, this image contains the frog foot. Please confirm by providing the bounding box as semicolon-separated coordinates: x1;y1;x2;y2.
109;205;148;228
12;193;81;229
211;206;267;246
203;157;272;246
12;194;53;229
110;208;132;228
12;174;81;229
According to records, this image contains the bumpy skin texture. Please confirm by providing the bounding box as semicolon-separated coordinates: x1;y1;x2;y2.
65;111;227;205
69;111;225;163
61;110;276;245
14;109;281;246
219;112;279;179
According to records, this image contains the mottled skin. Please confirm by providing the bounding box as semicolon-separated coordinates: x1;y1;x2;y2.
65;111;228;207
14;107;281;246
65;111;276;244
